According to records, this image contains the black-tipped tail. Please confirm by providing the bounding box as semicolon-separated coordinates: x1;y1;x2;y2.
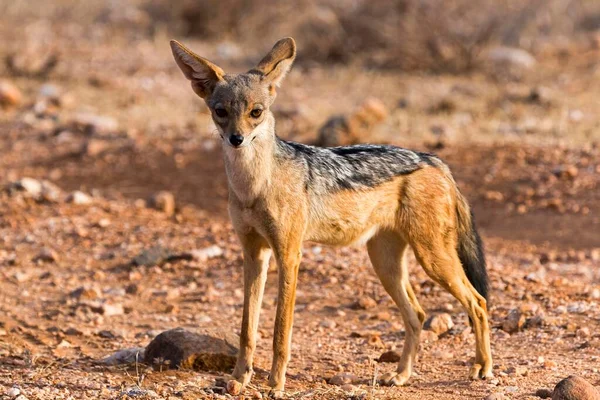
456;199;489;302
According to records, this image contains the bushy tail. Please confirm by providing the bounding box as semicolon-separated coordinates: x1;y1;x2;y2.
455;191;489;302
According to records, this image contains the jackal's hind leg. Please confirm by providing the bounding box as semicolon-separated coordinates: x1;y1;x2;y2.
367;231;426;386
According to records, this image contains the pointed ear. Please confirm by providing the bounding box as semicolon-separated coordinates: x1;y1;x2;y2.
170;40;225;98
251;37;296;88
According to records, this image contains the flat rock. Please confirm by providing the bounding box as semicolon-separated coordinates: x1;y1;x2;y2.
145;327;238;372
552;376;600;400
329;372;359;386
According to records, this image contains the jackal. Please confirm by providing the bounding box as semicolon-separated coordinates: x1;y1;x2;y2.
170;37;492;397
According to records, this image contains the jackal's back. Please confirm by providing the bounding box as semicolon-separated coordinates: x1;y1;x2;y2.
276;139;439;194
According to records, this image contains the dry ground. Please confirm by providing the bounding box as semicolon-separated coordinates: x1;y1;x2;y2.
1;2;600;399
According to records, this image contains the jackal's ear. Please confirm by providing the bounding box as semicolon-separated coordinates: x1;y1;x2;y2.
170;40;224;98
252;37;296;88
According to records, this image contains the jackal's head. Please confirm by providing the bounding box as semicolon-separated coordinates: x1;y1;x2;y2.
170;38;296;149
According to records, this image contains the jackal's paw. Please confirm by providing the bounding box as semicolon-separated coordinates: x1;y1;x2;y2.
379;371;411;386
268;388;285;399
468;363;493;380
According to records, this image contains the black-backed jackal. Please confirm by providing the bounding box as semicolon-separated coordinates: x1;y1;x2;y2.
170;37;492;398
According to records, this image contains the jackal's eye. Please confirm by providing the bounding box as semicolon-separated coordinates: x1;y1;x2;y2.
214;108;228;118
250;109;262;118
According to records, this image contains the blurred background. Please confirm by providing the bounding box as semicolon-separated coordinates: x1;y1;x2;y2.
1;2;600;398
1;0;600;247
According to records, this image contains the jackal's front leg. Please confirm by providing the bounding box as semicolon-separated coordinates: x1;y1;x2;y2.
268;242;302;398
230;233;272;392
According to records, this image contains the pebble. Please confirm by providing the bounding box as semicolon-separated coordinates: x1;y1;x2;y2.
484;393;508;400
72;113;119;135
101;347;145;365
0;80;23;107
101;302;125;317
424;313;454;335
33;248;59;263
329;372;358;386
7;387;21;398
66;191;93;205
502;309;525;333
319;320;337;329
189;245;224;261
353;296;377;310
149;191;176;216
378;350;401;363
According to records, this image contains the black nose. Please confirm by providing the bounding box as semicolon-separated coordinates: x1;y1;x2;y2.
229;134;244;147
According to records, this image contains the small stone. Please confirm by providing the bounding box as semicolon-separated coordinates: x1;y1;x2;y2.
132;246;171;267
535;388;553;398
507;366;528;376
7;387;21;398
424;313;454;335
85;139;110;156
66;191;93;205
145;328;239;372
189;245;224;261
226;380;242;395
378;350;401;363
0;80;23;107
544;360;557;369
502;309;525;333
72;113;119;135
431;350;454;360
70;286;101;300
33;248;59;263
319;320;336;329
12;178;42;198
552;375;600;400
101;302;124;317
576;327;591;338
352;296;377;310
329;372;358;386
15;396;28;400
102;347;145;365
248;388;262;399
421;330;439;342
484;393;508;400
149;191;176;216
341;384;356;392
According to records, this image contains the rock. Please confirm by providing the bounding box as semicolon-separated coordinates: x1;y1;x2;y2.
424;313;454;335
11;178;42;198
352;296;377;310
0;80;23;107
101;302;124;317
484;393;508;400
145;327;239;372
507;366;528;376
66;191;93;205
7;387;21;398
502;309;525;333
226;380;242;395
149;191;176;216
319;320;337;329
132;246;172;267
102;347;145;365
421;330;439;342
536;388;553;398
33;248;59;263
552;376;600;400
72;113;119;135
487;46;537;69
329;372;359;386
70;286;101;300
188;245;224;261
85;138;110;157
378;350;401;363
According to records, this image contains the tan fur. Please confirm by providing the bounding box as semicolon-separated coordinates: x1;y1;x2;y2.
170;37;493;398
